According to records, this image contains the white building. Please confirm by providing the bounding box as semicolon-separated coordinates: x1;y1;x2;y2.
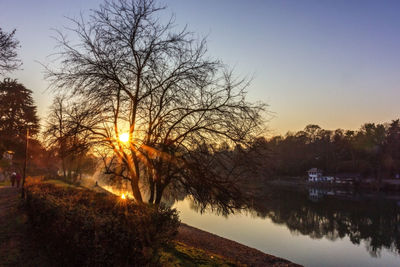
324;176;334;182
307;168;323;182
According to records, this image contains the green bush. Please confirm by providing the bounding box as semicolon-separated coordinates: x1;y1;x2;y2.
25;180;180;266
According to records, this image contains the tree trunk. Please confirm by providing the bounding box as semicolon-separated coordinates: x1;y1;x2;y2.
154;182;165;205
130;177;143;203
61;157;66;179
131;157;143;203
148;178;155;204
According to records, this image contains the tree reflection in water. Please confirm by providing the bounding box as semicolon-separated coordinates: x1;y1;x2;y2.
254;186;400;257
165;183;400;257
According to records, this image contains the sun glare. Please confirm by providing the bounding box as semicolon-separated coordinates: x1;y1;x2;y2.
121;193;126;200
119;133;129;143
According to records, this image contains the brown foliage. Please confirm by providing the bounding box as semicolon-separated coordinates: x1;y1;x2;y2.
24;180;180;266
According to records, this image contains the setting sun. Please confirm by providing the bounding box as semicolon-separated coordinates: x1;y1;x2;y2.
121;193;126;200
119;133;129;143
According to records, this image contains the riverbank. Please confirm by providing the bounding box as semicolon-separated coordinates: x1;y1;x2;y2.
92;179;301;266
0;182;300;266
89;180;301;265
176;223;301;267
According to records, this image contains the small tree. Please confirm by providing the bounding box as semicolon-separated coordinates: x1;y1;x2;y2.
0;28;21;74
46;0;266;208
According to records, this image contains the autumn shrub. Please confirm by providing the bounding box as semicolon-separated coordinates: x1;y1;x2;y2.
24;180;180;266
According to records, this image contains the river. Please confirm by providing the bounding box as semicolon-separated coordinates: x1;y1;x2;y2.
173;186;400;267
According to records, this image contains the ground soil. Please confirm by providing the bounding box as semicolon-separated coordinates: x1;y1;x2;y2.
176;223;302;267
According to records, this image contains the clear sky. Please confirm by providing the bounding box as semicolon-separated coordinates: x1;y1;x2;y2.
1;0;400;135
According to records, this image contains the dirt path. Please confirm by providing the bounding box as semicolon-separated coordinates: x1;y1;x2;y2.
176;223;302;267
0;186;50;267
0;186;23;266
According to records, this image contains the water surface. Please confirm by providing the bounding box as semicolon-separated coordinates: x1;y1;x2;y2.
173;186;400;267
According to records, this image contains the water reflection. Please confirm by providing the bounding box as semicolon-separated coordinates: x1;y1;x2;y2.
89;172;400;263
252;186;400;258
169;185;400;259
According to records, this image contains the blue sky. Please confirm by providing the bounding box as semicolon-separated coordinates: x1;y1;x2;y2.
1;0;400;135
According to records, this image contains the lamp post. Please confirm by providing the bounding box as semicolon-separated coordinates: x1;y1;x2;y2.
21;128;29;198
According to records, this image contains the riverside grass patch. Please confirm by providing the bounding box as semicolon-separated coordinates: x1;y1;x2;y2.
24;179;180;266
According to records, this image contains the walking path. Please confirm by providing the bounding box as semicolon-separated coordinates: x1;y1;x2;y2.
0;186;50;267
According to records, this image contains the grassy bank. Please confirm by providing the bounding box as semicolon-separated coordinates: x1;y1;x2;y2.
160;241;238;267
1;179;299;266
23;178;237;266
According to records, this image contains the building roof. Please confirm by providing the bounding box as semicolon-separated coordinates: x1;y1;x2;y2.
307;168;322;173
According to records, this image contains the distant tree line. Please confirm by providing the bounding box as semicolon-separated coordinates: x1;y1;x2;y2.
261;122;400;179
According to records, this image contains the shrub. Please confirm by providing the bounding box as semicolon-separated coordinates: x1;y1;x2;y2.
24;180;180;266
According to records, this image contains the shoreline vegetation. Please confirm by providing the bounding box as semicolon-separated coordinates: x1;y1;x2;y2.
0;179;301;266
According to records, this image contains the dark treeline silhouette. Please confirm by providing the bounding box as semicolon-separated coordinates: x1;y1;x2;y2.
262;122;400;180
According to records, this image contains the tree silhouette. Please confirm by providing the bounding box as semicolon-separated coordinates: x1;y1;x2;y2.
43;96;97;181
0;28;21;74
0;78;39;167
258;120;400;181
46;0;266;206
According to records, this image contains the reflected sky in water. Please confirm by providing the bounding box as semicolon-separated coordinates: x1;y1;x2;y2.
173;188;400;267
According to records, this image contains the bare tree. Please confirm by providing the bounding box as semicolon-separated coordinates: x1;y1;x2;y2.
0;28;21;74
43;96;100;181
46;0;266;207
44;96;68;178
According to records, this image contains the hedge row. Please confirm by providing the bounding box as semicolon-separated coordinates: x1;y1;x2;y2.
25;180;180;266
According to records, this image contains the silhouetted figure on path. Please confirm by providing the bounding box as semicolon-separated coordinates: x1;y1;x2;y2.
10;172;16;187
